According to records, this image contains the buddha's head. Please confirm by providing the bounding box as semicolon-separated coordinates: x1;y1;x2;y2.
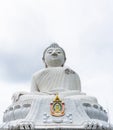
42;43;66;68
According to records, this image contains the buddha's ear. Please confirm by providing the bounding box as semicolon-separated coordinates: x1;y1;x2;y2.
42;57;48;68
42;57;44;62
64;57;66;63
62;57;66;66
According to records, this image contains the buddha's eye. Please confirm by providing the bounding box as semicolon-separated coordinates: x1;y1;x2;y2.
57;51;61;54
56;49;62;54
47;49;53;54
48;51;52;54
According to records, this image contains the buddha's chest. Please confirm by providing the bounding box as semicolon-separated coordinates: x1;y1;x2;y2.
37;68;76;91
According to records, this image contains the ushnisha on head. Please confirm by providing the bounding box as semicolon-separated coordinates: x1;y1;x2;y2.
42;43;66;68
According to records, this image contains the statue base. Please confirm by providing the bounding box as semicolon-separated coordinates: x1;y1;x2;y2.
0;93;112;130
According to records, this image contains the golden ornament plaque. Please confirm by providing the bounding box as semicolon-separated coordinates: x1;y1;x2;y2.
50;94;65;117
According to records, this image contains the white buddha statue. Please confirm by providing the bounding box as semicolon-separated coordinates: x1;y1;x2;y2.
31;43;81;94
12;43;82;102
1;43;112;130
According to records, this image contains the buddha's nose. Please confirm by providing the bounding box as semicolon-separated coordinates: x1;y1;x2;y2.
52;51;57;56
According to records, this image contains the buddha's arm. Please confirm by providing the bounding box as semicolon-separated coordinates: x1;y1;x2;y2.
31;75;40;92
75;73;81;91
12;91;28;103
68;70;81;91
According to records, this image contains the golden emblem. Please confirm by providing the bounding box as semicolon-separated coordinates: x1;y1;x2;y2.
50;94;65;117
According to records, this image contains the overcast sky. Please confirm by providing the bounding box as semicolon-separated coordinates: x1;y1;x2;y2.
0;0;113;123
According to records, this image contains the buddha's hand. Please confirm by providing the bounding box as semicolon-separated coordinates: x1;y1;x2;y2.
11;91;27;103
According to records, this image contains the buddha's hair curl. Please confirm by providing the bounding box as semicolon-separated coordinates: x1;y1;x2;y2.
42;43;66;67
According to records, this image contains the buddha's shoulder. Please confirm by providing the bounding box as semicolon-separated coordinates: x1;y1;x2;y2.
32;67;79;77
32;68;59;77
32;68;48;78
63;66;79;76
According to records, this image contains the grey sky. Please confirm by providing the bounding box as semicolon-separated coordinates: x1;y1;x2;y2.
0;0;113;123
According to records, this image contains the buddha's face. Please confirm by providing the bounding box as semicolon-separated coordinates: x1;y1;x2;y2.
44;47;65;67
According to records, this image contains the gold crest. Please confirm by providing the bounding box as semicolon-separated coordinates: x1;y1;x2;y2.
50;94;65;117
